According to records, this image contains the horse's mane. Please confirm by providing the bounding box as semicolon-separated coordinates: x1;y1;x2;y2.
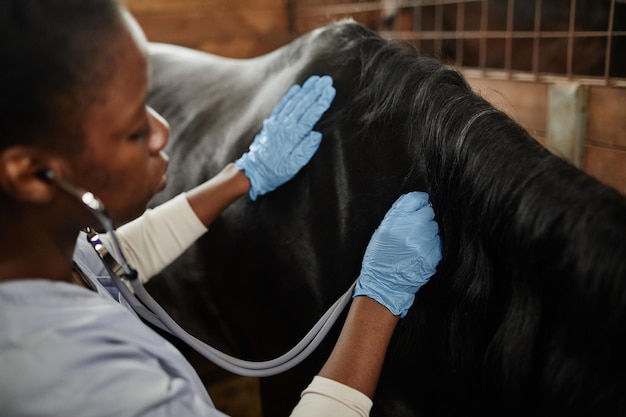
311;21;626;415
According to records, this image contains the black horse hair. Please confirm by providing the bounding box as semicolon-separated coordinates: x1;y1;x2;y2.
308;21;626;416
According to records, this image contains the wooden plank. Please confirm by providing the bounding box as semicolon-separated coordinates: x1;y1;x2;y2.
135;11;288;41
461;76;625;195
295;13;379;33
196;35;294;58
465;77;548;141
546;84;588;168
587;86;626;149
585;86;625;196
126;0;286;14
134;10;288;56
584;145;626;195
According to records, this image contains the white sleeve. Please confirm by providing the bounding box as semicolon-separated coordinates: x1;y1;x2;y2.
290;376;373;417
100;193;208;283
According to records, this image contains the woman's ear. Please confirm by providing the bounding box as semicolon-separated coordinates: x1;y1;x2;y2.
0;146;59;204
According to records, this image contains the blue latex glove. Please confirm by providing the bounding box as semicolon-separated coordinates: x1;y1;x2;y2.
235;75;336;200
353;191;442;317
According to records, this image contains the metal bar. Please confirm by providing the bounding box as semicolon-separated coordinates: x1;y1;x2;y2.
566;0;577;79
414;2;422;52
296;2;385;15
394;0;480;6
479;0;488;69
605;0;616;82
456;0;465;66
295;0;481;16
435;0;443;59
505;0;514;74
532;0;542;77
462;68;626;87
382;30;626;40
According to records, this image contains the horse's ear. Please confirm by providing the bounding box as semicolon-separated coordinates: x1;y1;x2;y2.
0;146;58;204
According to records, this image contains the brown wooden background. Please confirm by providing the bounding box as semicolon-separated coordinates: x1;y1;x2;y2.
126;0;293;58
467;76;626;195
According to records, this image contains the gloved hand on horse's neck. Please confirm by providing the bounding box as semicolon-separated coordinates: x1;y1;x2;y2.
354;191;442;318
235;75;336;201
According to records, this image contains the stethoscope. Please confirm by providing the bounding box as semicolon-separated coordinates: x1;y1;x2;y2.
37;169;355;377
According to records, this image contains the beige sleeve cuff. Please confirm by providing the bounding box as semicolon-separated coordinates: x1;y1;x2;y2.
101;193;208;283
290;376;373;417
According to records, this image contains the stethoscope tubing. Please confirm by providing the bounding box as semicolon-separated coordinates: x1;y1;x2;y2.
112;262;355;376
91;226;355;377
43;168;356;377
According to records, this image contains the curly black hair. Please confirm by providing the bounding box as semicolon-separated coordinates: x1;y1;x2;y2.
0;0;124;152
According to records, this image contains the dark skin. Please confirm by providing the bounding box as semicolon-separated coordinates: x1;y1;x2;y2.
0;9;397;402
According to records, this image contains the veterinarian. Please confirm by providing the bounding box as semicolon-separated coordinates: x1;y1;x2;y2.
0;1;442;416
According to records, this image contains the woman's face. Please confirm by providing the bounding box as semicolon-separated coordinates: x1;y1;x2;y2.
65;13;169;226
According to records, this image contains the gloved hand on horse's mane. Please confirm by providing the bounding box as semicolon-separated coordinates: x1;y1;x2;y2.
235;75;336;200
354;191;442;318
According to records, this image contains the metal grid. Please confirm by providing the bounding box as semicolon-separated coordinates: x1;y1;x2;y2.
294;0;626;86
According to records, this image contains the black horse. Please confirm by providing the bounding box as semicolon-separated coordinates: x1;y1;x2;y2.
146;20;626;417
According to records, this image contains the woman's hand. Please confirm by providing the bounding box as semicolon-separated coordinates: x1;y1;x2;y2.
353;191;442;317
235;75;336;200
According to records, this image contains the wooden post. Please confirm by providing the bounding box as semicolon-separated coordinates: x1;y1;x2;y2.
546;83;588;168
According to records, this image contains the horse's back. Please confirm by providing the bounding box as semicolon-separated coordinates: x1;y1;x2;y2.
147;20;367;191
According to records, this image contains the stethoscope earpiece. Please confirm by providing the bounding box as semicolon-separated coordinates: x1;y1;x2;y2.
35;169;55;183
36;169;137;280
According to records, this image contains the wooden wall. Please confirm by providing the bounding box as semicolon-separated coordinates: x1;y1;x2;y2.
467;76;626;195
125;0;292;58
584;87;626;195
